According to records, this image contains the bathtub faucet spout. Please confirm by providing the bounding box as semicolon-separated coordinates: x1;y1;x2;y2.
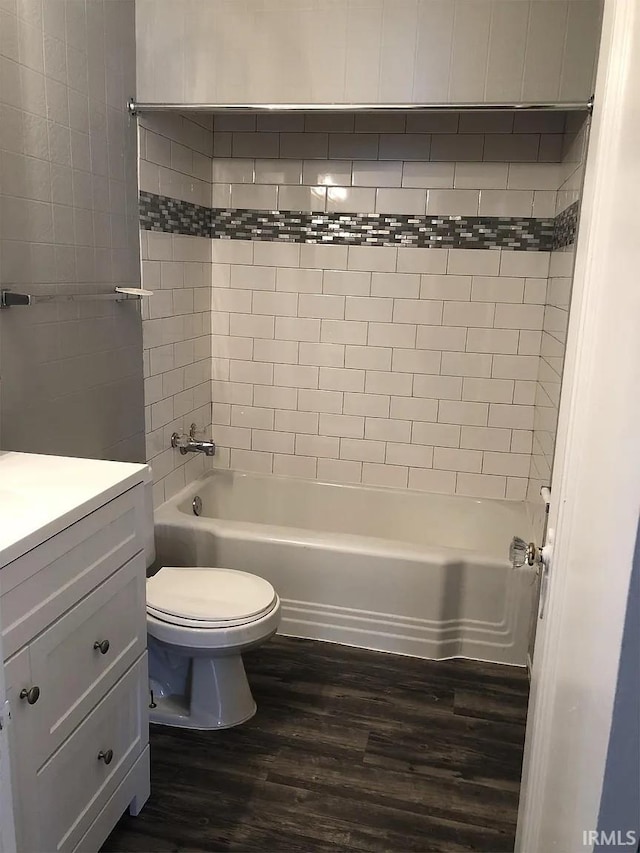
171;423;216;457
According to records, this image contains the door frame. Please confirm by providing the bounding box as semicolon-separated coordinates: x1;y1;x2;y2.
516;0;640;849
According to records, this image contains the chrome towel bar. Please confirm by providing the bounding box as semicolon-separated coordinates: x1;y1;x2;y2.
0;288;153;308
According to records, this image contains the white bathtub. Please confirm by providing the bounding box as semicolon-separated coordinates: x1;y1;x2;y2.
154;470;537;665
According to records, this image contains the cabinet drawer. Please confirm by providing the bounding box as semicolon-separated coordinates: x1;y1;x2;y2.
1;486;143;660
21;553;146;767
35;655;148;853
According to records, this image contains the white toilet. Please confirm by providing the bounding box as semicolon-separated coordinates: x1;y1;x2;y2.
146;566;281;730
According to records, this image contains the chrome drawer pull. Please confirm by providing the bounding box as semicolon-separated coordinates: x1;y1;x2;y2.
19;686;40;705
93;639;110;655
97;749;113;765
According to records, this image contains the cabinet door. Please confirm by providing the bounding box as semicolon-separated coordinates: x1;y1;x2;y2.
27;553;146;768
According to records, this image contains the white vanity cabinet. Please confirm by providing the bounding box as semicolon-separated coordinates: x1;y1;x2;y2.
0;453;153;853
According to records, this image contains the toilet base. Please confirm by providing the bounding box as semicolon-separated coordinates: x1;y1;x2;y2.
148;640;258;730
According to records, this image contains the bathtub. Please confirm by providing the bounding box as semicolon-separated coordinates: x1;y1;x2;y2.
154;470;537;666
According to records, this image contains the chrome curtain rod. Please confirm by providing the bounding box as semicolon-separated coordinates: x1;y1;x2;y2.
0;288;153;308
128;98;594;116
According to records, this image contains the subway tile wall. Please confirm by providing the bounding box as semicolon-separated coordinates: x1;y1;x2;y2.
139;113;214;505
0;0;144;461
203;112;582;500
529;114;590;500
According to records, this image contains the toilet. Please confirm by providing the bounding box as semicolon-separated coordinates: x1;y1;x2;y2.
146;566;281;730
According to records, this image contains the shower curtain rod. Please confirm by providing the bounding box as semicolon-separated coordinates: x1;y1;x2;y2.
128;98;593;116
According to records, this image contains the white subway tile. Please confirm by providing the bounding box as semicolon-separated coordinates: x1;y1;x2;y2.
386;443;433;469
214;425;252;450
402;161;454;189
507;163;562;190
483;450;530;478
462;377;514;404
230;264;276;291
366;370;413;397
506;478;528;501
327;186;376;213
317;458;362;485
456;472;506;499
454;162;508;189
478;190;533;217
391;349;441;375
300;243;349;270
298;388;343;414
524;278;548;305
443;301;495;328
252;339;298;364
494;303;544;330
321;319;368;345
376;187;426;214
353;160;403;187
371;272;420;299
231;449;273;474
413;375;462;401
441;352;492;378
511;429;533;454
412;422;461;448
319;366;365;393
275;316;321;342
466;328;519;354
492;355;540;380
447;248;501;277
392;299;443;325
378;133;430;161
253;384;298;410
319;413;364;438
279;185;327;212
273;454;317;480
426;189;479;216
231;405;274;431
420;274;471;301
417;325;467;352
368;322;417;349
255;158;302;185
439;400;488;426
275;409;319;434
280;133;328;159
434;447;483;474
471;276;524;303
500;251;550;278
302;159;352;185
430;134;484;162
252;291;298;317
483;134;539;162
329;133;378;160
229;359;273;385
211;380;253;405
299;294;345;320
229;313;275;339
340;438;386;463
396;247;448;274
390;397;438;422
212;159;254;184
343;392;390;418
273;363;319;389
277;267;323;293
299;342;345;368
251;429;295;453
231;183;278;210
323;269;371;296
212;240;253;265
345;345;392;371
345;296;393;322
514;380;537;406
348;245;397;273
518;331;542;356
364;417;412;443
408;467;456;494
253;241;301;268
295;434;340;459
488;403;534;429
362;463;408;489
460;426;511;452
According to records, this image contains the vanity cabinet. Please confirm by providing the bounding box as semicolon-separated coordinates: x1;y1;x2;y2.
0;457;152;853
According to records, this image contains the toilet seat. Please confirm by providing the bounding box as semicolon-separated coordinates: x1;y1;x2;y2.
146;567;277;630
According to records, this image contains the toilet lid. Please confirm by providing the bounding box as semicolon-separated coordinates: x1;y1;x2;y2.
146;567;277;624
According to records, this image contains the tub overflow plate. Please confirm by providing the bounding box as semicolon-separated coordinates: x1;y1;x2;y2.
192;496;203;516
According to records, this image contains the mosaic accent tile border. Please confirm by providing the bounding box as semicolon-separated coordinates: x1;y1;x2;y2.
139;191;210;237
553;200;580;250
140;191;578;252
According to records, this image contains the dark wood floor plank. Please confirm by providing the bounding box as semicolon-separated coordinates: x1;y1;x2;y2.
102;637;529;853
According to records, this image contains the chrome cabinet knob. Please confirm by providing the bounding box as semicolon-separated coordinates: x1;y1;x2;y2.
93;639;110;655
19;686;40;705
97;749;113;765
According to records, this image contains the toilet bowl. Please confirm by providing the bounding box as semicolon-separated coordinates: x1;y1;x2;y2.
146;566;281;730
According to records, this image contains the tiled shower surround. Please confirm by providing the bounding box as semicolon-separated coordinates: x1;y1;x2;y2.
139;112;586;502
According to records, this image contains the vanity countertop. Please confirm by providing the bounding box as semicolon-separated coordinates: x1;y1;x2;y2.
0;452;150;569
